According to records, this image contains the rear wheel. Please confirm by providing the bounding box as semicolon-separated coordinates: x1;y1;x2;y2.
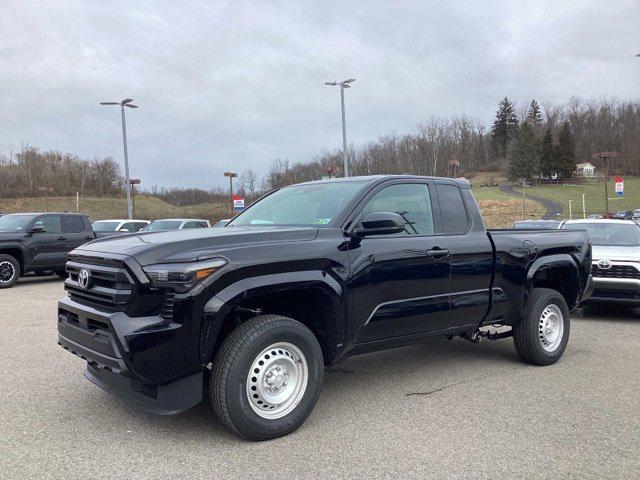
210;314;324;441
0;254;20;288
513;288;570;365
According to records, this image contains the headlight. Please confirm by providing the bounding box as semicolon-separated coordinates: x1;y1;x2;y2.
143;258;227;289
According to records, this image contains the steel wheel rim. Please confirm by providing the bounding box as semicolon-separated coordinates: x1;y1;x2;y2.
539;304;564;352
246;342;308;419
0;261;16;284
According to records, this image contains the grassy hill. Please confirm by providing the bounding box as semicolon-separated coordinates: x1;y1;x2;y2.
472;177;640;219
0;195;229;223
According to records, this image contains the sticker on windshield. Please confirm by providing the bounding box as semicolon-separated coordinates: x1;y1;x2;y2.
313;218;331;225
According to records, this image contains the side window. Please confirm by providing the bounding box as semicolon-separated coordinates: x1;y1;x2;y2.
361;183;434;236
133;222;147;231
62;216;85;233
33;216;62;234
436;184;469;234
119;222;135;232
183;222;196;229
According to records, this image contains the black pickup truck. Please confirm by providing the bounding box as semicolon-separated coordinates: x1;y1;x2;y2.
0;212;96;288
57;176;593;440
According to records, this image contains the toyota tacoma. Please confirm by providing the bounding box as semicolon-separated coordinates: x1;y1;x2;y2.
57;175;593;440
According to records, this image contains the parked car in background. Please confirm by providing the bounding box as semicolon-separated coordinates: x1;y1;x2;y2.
58;175;592;440
587;214;604;219
92;219;150;238
213;219;230;227
561;219;640;305
512;220;561;229
613;210;634;220
141;218;211;232
0;212;95;288
632;209;640;219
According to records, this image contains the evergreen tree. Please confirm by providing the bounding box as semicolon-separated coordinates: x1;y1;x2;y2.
490;97;519;163
527;99;543;127
555;121;576;178
508;122;540;181
539;127;555;178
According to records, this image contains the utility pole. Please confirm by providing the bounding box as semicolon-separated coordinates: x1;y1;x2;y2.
224;171;238;216
582;193;586;219
324;79;355;177
129;179;141;218
592;151;618;215
100;99;139;219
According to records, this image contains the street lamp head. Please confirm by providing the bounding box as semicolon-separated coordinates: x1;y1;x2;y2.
224;171;238;178
122;99;134;105
100;101;119;105
343;78;356;84
125;104;139;109
324;81;337;86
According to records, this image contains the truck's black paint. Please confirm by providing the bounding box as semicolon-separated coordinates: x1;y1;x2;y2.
0;213;95;275
57;176;592;414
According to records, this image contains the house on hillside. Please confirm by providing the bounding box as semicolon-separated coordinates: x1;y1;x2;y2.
575;162;595;177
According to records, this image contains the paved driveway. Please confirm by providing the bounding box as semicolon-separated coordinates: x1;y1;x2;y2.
1;278;638;479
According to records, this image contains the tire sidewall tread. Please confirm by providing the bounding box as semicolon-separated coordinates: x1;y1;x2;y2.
514;287;570;366
210;314;324;441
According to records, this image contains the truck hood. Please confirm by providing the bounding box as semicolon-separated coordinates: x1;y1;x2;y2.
73;226;319;266
592;245;640;262
0;232;26;242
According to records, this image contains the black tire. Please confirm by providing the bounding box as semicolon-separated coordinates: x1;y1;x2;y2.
0;254;20;288
54;270;67;279
513;288;570;366
210;314;324;441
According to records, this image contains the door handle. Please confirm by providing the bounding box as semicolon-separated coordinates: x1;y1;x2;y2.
426;248;451;259
57;236;66;241
84;236;94;240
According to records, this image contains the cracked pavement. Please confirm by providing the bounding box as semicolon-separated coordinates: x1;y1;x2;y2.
1;277;639;479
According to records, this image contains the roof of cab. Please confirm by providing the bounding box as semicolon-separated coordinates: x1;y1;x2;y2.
299;174;471;188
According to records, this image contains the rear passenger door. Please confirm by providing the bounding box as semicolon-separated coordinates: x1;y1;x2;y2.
435;183;494;328
62;215;93;252
347;180;453;343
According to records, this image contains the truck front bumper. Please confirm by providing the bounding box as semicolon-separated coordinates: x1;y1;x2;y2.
57;296;203;415
583;277;640;305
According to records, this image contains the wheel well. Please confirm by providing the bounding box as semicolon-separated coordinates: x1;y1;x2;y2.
531;265;578;308
215;286;340;365
0;249;24;273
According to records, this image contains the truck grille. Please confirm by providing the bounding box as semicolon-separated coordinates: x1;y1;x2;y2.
591;264;640;280
65;256;134;311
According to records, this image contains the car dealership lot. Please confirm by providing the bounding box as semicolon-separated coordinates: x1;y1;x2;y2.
2;278;639;480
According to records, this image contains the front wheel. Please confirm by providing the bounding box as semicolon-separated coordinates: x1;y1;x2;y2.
210;315;324;441
513;288;570;365
0;254;20;288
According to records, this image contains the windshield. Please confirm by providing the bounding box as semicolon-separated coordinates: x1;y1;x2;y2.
142;220;183;231
92;221;120;232
562;222;640;246
228;181;369;227
0;214;37;231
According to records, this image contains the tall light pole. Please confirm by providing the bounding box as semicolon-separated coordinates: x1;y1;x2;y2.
224;171;238;216
324;78;355;177
100;98;138;219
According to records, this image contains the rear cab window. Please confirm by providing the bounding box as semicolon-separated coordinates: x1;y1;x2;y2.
436;184;469;234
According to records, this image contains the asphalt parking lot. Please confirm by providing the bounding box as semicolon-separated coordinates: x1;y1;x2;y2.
1;277;639;479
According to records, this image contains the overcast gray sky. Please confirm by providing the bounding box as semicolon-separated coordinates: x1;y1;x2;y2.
1;0;638;189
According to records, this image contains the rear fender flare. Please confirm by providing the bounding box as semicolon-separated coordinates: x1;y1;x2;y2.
526;254;581;307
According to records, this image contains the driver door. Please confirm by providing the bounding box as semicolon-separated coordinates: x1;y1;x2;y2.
347;180;452;344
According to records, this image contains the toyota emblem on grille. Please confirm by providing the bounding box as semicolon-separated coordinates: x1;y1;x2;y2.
78;269;91;289
596;259;612;270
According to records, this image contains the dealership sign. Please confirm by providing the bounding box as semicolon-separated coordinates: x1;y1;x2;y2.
233;195;245;211
615;176;624;197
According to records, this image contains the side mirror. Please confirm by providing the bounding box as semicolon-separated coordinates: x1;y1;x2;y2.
29;226;46;234
119;227;131;232
355;212;405;236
